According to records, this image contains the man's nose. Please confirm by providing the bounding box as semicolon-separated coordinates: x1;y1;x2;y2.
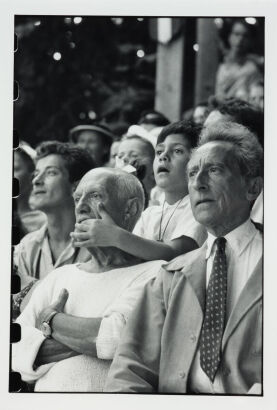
192;170;208;191
75;195;90;215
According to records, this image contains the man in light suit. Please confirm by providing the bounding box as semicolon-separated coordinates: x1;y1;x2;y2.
105;121;263;394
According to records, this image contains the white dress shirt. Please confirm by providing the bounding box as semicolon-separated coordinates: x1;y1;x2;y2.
189;218;262;393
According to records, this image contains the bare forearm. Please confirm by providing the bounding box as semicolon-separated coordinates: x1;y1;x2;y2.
51;313;102;357
116;228;198;261
34;338;79;366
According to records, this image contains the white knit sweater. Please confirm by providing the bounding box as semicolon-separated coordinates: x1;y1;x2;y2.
12;260;164;392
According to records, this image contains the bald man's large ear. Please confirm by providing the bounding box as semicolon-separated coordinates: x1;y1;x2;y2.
124;197;140;220
246;176;263;202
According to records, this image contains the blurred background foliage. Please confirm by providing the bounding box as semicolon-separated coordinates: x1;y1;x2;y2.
14;16;157;145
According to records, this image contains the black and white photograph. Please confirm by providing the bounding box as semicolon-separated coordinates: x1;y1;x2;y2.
0;1;277;409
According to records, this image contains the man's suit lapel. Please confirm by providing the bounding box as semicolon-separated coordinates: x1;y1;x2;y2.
222;257;263;349
165;244;207;312
185;255;207;312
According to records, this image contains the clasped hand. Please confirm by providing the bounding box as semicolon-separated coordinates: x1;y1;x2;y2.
71;203;118;248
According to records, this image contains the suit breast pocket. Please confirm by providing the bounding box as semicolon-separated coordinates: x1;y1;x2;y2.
252;303;262;356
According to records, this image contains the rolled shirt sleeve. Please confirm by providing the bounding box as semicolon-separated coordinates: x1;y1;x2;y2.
96;261;163;360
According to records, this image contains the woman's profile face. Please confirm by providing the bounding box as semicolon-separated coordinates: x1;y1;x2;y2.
228;22;250;54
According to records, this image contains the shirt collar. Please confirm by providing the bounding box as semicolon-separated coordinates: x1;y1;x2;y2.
205;218;257;260
34;223;49;244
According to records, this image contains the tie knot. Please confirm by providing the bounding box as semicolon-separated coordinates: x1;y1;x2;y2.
215;237;226;252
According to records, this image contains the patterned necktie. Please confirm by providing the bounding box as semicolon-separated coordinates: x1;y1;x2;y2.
200;237;227;382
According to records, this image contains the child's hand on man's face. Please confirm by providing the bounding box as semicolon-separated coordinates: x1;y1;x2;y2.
70;203;118;248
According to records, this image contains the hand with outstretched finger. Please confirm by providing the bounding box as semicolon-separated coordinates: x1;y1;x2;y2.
70;203;119;248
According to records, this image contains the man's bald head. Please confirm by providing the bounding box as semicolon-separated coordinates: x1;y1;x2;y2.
74;167;145;231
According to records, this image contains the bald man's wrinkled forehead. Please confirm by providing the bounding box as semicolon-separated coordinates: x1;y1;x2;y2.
81;167;113;182
75;168;113;193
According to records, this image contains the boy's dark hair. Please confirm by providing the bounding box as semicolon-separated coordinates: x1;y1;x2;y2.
208;97;264;147
157;120;201;148
36;141;95;183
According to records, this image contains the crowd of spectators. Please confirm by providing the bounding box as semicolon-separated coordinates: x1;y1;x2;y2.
11;17;264;394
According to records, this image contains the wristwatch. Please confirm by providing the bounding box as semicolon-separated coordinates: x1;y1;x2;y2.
40;310;58;339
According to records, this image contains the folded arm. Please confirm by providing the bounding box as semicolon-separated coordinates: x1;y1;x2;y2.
50;313;102;357
34;338;80;366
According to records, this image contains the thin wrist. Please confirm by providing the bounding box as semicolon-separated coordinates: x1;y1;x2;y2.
115;226;127;248
51;312;61;334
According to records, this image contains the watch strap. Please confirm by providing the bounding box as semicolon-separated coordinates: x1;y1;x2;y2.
45;310;58;326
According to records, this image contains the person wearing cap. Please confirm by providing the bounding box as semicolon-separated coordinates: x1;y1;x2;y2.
13;142;47;236
138;110;170;132
69;123;114;167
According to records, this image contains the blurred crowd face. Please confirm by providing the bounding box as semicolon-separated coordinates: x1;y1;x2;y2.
154;133;191;194
249;84;264;111
188;141;252;235
116;138;155;193
109;141;121;167
228;22;250;56
203;110;229;129
14;150;33;196
75;130;108;167
32;154;74;212
193;105;209;125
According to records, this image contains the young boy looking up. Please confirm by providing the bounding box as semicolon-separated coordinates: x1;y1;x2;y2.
71;121;207;261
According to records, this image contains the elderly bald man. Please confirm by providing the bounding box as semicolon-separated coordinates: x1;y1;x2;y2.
12;168;165;392
105;121;263;395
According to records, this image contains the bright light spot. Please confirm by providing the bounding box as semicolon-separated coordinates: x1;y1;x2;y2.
64;17;72;24
34;21;41;26
74;17;83;24
137;49;145;58
53;52;62;61
214;18;223;28
245;17;256;25
111;17;123;25
79;112;86;119
193;44;199;52
137;18;144;22
69;42;76;49
88;110;97;120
